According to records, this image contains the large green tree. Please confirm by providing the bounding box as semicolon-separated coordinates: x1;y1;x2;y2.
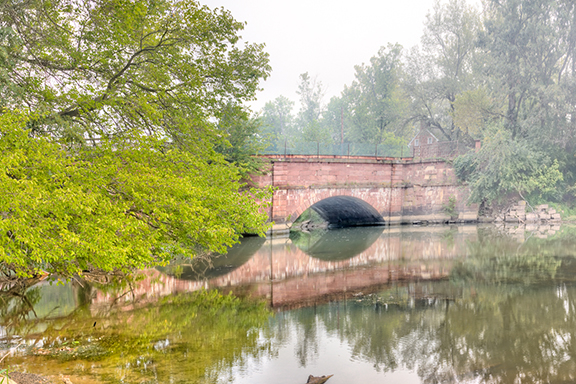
0;0;269;142
340;44;408;144
404;0;482;141
481;0;574;141
454;123;563;203
0;0;272;277
456;0;576;204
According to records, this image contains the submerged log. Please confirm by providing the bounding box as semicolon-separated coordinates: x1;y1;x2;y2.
306;375;333;384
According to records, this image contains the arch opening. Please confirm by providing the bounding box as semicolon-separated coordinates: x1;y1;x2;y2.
292;195;385;230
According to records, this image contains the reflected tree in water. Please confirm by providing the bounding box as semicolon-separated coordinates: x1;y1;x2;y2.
0;278;274;384
0;279;42;338
260;227;576;383
293;307;321;367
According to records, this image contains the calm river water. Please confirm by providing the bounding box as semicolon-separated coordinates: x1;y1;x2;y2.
3;223;576;383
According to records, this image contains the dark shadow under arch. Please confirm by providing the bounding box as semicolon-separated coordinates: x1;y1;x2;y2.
293;195;385;229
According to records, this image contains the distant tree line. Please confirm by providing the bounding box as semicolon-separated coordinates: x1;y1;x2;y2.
258;0;576;207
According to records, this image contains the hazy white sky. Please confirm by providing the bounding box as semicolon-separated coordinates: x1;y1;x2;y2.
201;0;449;112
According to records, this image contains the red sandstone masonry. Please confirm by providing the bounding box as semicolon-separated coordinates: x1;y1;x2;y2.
252;156;478;224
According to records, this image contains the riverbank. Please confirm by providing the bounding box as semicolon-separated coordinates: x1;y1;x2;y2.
267;200;573;236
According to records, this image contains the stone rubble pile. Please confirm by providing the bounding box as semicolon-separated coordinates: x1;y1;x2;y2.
495;201;561;223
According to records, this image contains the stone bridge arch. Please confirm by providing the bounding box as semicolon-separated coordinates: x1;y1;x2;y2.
277;187;396;225
292;195;385;228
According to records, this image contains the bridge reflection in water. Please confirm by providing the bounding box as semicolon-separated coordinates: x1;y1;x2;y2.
92;225;477;309
8;223;575;384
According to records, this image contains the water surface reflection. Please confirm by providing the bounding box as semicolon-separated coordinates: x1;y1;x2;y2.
288;226;384;261
2;224;576;383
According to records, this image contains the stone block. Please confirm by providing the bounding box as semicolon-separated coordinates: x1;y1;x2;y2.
551;213;562;221
508;211;526;220
539;213;551;221
548;208;556;215
536;204;549;211
505;215;519;223
525;213;539;222
517;200;527;206
459;212;478;220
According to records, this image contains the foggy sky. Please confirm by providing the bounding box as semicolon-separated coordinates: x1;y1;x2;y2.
200;0;468;113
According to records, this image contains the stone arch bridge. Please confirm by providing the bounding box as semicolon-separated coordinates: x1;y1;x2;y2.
250;155;478;232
